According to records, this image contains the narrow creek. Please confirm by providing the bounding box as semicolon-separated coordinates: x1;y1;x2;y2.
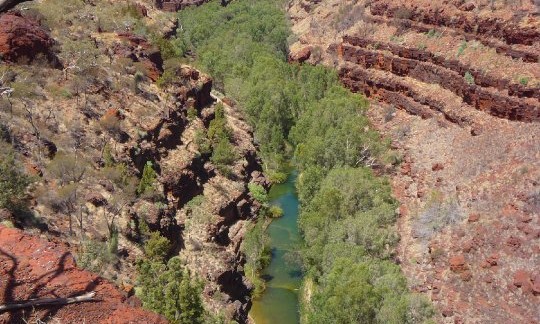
249;172;302;324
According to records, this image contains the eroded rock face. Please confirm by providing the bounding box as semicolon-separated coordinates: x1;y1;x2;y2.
155;0;210;12
0;225;167;323
0;12;61;67
370;0;540;46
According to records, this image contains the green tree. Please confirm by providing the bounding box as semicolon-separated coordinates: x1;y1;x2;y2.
137;161;157;196
144;231;171;262
210;137;237;166
137;256;205;324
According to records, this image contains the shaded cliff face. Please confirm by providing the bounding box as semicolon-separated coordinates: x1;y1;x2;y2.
0;2;263;322
0;225;168;324
288;0;540;322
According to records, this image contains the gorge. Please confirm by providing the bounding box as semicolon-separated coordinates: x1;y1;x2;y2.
0;0;538;323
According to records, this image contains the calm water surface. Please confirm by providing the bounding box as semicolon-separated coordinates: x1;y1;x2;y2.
249;172;302;324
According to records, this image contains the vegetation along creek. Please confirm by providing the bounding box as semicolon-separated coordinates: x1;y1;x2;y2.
250;172;302;324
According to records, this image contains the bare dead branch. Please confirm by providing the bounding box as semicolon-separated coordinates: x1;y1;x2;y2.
0;291;97;313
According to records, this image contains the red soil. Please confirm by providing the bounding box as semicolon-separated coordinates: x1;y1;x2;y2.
0;225;167;324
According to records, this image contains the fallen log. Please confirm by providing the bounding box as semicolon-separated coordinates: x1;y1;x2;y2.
0;291;97;313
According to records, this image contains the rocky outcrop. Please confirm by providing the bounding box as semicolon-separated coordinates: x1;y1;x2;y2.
0;12;61;67
370;0;540;46
115;66;261;322
335;40;540;122
155;0;210;12
114;33;164;81
341;36;540;101
0;225;167;323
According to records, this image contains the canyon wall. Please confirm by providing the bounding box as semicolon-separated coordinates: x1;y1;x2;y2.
288;0;540;322
0;2;261;321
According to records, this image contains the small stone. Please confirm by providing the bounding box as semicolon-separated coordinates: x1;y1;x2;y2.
468;213;480;223
506;236;521;250
442;308;454;317
432;163;444;171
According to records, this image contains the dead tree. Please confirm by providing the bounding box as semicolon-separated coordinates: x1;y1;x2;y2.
0;292;97;312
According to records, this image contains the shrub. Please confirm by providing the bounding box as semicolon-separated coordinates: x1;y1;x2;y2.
241;220;271;297
101;163;135;188
194;129;212;155
207;104;232;143
426;29;441;38
151;36;180;61
457;41;467;56
268;205;283;218
78;239;117;274
156;69;175;88
464;71;475;85
103;143;115;167
267;170;287;184
519;76;530;86
248;183;268;204
47;152;88;184
187;107;198;121
0;142;31;211
108;230;119;255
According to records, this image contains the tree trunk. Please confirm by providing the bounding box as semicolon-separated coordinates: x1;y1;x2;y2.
0;292;96;312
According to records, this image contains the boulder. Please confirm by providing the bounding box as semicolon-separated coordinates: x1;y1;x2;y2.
513;270;533;293
459;2;475;11
468;213;480;223
432;163;444;171
85;192;107;207
289;46;312;63
0;225;167;323
0;12;61;67
133;3;148;17
532;274;540;295
449;254;467;273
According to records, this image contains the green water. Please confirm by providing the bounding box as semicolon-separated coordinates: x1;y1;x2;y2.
249;172;302;324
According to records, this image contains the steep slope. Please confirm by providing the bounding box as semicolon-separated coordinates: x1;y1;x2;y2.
0;1;264;322
288;0;540;322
